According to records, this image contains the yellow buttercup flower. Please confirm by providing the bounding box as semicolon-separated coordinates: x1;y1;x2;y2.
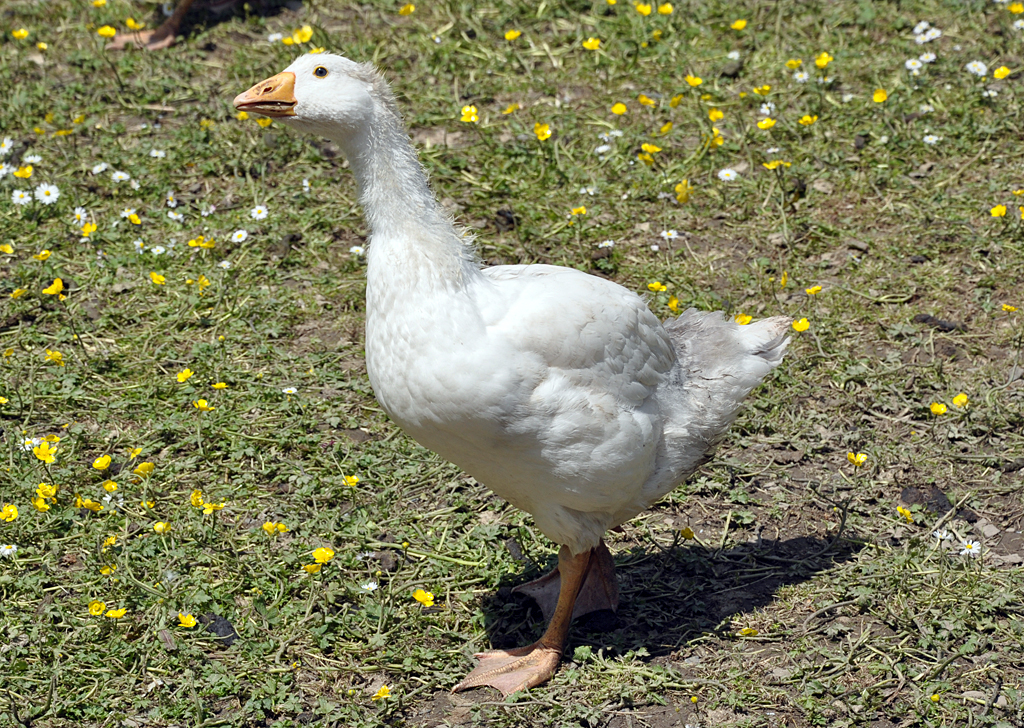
684;74;702;87
873;89;888;103
993;66;1010;80
815;52;833;68
952;393;968;408
126;18;145;31
991;205;1007;217
708;108;723;121
177;368;194;383
734;314;752;325
635;3;652;16
42;278;63;295
413;588;435;607
12;28;30;40
97;25;116;38
313;547;335;563
730;19;747;30
93;455;111;470
150;272;165;285
805;285;822;295
657;3;673;14
398;3;415;15
153;521;171;534
792;318;810;331
930;402;947;416
504;30;521;41
179;613;198;628
638;94;656;107
798;114;818;126
582;37;600;51
372;685;391;701
847;452;867;467
459;105;479;123
534;123;551;141
675;179;691;203
757;118;777;130
612;102;627;115
786;59;802;70
88;600;106;616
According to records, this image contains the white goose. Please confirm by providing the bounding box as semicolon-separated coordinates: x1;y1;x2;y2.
235;54;790;696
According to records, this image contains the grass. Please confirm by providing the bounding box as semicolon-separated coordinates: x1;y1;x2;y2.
1;0;1024;726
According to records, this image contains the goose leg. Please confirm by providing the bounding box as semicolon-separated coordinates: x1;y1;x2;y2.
512;539;618;622
106;0;197;50
453;545;591;696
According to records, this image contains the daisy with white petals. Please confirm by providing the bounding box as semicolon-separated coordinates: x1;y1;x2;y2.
718;168;739;182
250;205;269;220
12;190;31;205
34;184;59;204
232;229;248;243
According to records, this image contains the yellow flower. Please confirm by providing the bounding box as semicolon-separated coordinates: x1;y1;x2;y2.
815;52;833;68
762;160;791;170
93;455;111;470
134;462;155;477
179;613;197;628
37;483;57;499
786;58;802;69
36;42;47;51
34;441;57;463
931;694;941;703
46;348;65;367
0;244;12;254
32;496;50;512
632;94;652;109
734;314;752;325
313;547;335;564
0;504;17;522
1002;304;1017;312
276;523;288;532
611;102;627;115
534;123;551;141
309;47;324;53
80;498;103;512
753;85;771;95
92;0;107;6
669;94;683;107
757;118;777;130
103;536;117;550
12;28;29;40
262;521;280;535
211;382;228;389
344;475;360;487
667;296;679;313
398;4;415;15
641;142;661;154
128;213;141;225
459;105;479;123
798;114;818;126
930;402;947;416
502;103;520;115
805;285;822;295
153;521;171;534
792;318;810;332
952;393;968;408
194;399;215;412
657;3;673;14
582;37;600;50
1012;2;1024;13
413;588;435;607
847;452;867;467
685;74;703;87
88;600;106;616
504;29;521;41
659;121;673;134
896;505;913;523
14;165;33;178
126;18;145;30
102;480;117;492
739;627;758;636
708;108;723;122
994;66;1010;80
105;608;127;619
873;89;888;103
33;250;51;262
97;25;117;38
372;685;391;701
10;288;28;299
177;368;194;383
991;205;1007;217
236;111;249;121
571;206;587;216
189;490;205;509
149;272;165;286
647;281;667;293
81;222;97;237
303;563;322;574
635;3;652;15
291;25;313;43
675;179;692;203
203;502;225;515
100;564;116;575
730;19;747;30
128;447;142;458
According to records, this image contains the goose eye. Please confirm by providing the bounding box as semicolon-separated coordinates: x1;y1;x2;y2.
313;66;328;78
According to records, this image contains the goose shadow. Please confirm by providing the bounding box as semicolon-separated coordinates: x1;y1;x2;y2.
477;534;864;656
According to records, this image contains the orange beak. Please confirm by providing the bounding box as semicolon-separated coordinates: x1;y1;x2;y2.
233;72;297;117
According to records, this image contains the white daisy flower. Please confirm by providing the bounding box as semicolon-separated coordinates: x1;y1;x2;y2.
919;52;937;63
1015;20;1024;30
981;89;999;98
268;32;284;42
923;134;941;145
727;50;741;60
11;189;31;205
766;146;780;154
0;137;13;156
167;211;183;222
841;93;855;103
111;170;130;182
217;260;232;270
933;529;951;540
34;183;59;204
579;185;597;196
120;208;136;218
433;35;441;44
22;437;42;451
162;1;174;16
250;205;268;220
905;58;923;70
349;245;366;256
151;245;166;255
649;244;660;252
302;178;311;192
960;539;981;557
282;387;297;395
74;206;87;223
919;103;935;113
793;70;809;83
912;21;930;35
166;191;177;208
149;149;166;158
966;60;988;76
231;229;248;243
0;163;11;177
201;205;216;217
598;240;615;248
759;101;776;115
91;162;108;175
816;76;834;84
133;240;145;253
718;168;739;182
660;230;679;240
130;179;140;190
0;544;16;558
24;154;41;164
360;580;379;593
594;144;612;155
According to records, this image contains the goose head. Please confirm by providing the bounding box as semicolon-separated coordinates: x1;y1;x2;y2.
233;53;377;142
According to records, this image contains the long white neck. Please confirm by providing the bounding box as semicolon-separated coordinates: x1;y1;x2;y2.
327;86;480;292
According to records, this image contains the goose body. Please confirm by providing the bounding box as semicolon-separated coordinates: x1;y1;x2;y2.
235;53;789;694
